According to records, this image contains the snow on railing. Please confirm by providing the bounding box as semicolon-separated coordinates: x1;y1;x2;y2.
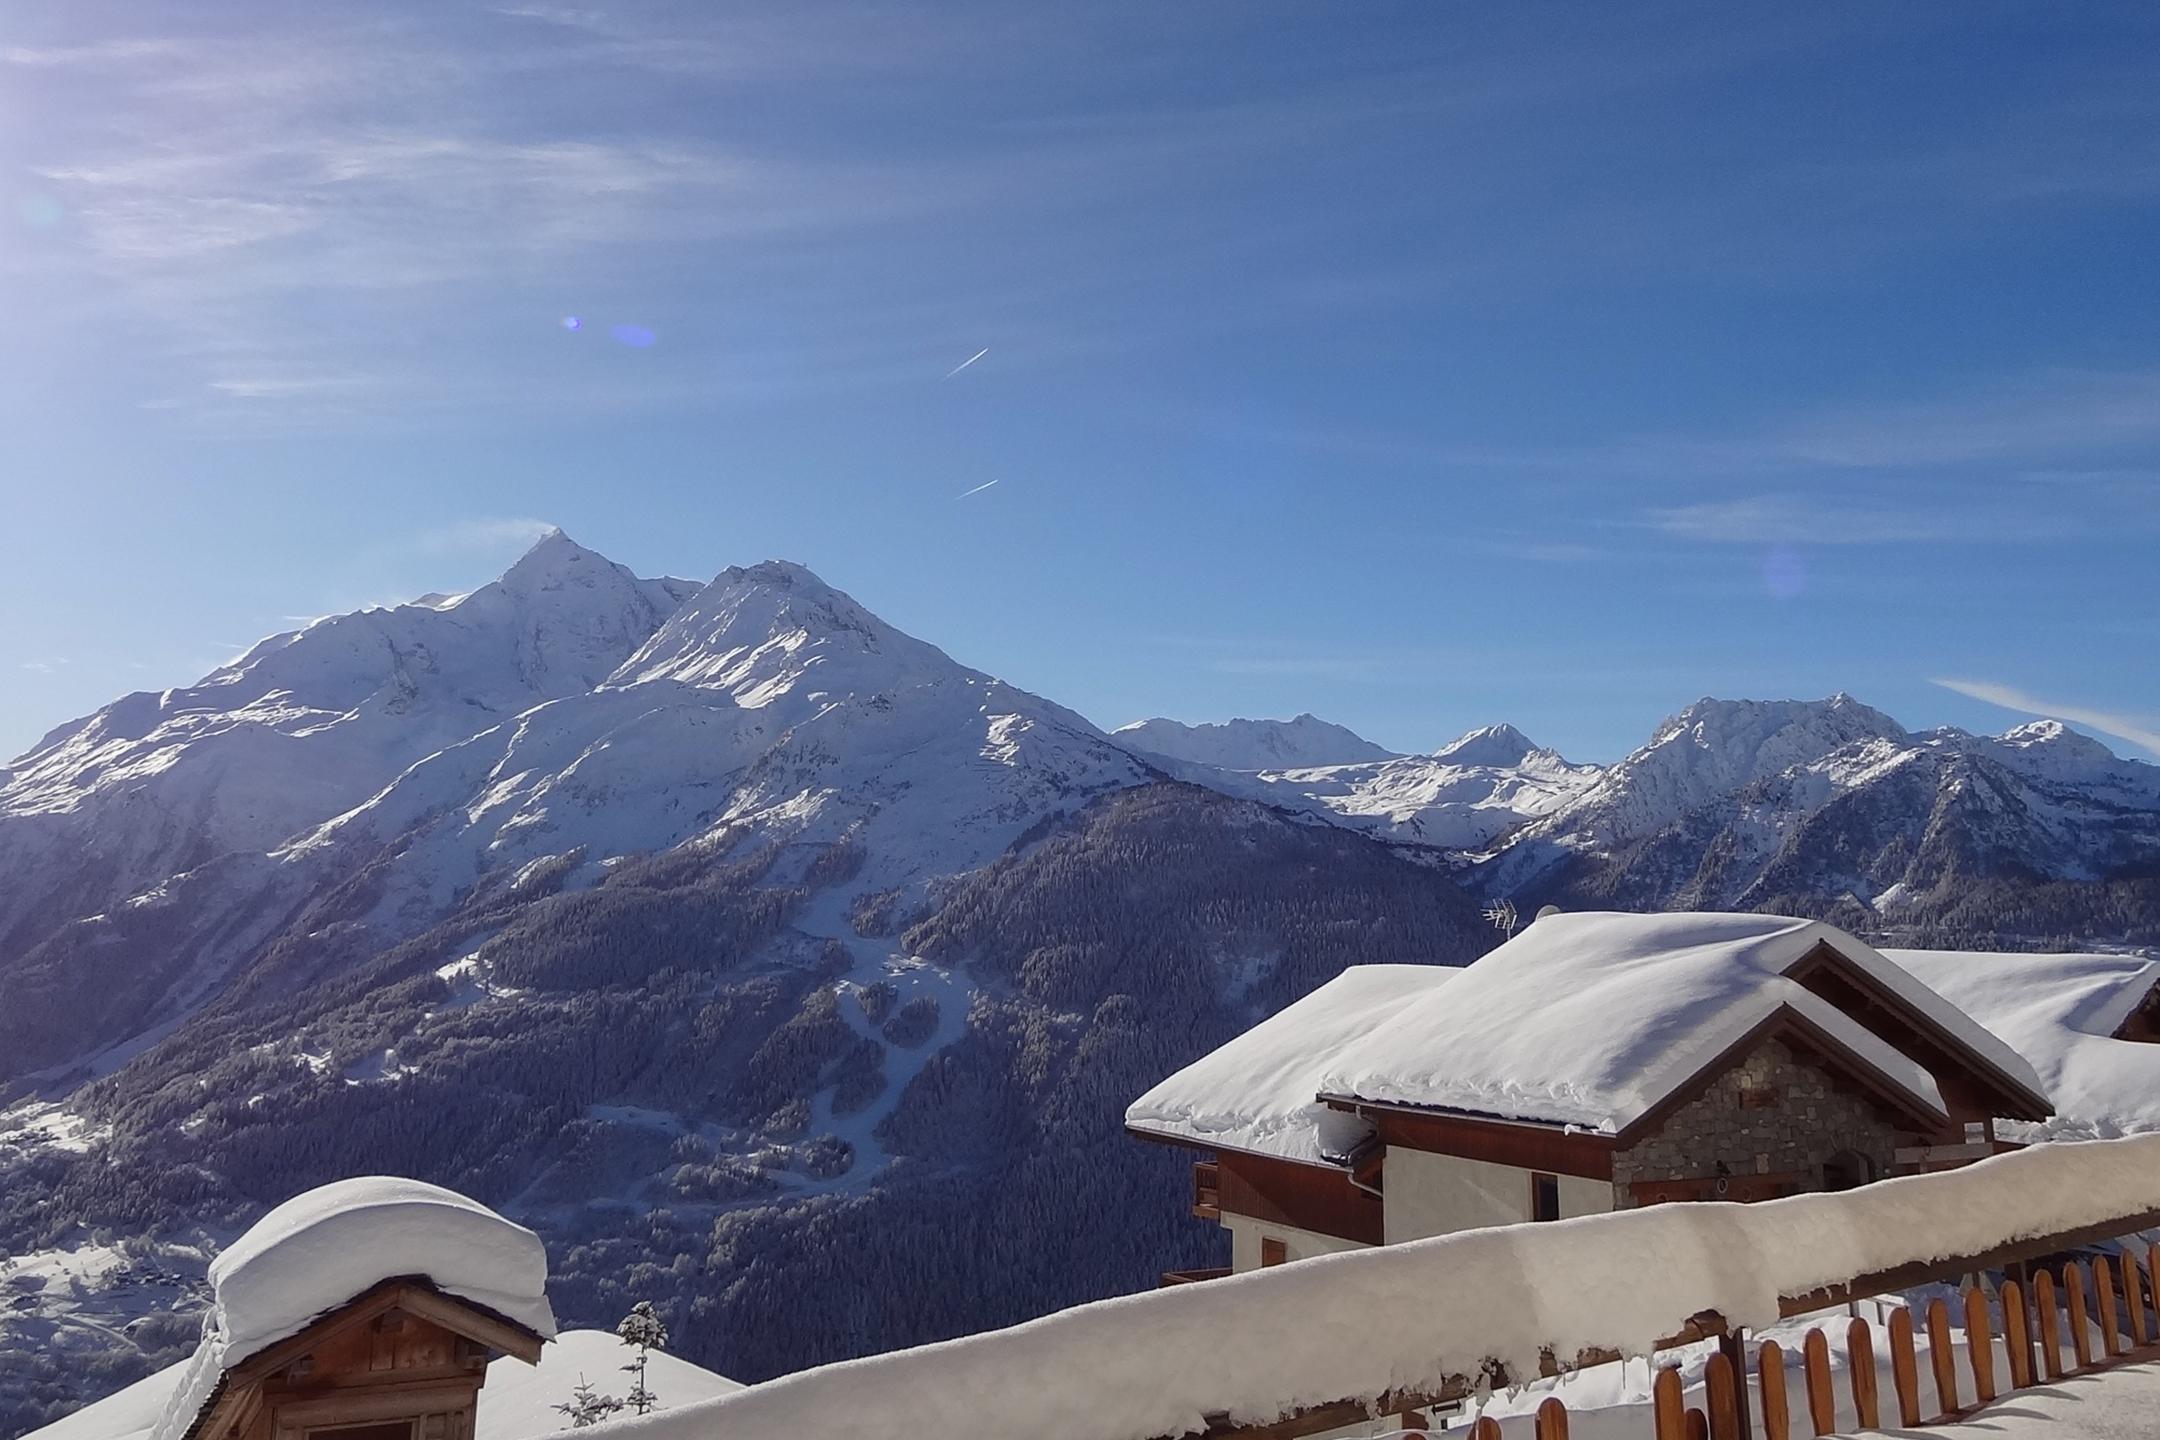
589;1137;2160;1440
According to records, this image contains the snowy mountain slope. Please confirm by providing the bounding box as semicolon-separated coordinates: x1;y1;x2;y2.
1144;723;1602;850
1110;714;1399;770
276;559;1154;947
0;532;696;967
1479;699;2160;940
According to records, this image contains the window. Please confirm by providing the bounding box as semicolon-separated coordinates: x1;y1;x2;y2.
1259;1236;1288;1267
1531;1172;1561;1222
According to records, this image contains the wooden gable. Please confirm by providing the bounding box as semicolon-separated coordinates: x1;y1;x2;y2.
184;1279;544;1440
1784;941;2052;1123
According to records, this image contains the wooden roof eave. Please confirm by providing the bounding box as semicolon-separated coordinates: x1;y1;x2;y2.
180;1278;546;1440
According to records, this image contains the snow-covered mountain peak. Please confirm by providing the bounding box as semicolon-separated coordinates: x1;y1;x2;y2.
1432;723;1539;768
1981;719;2157;791
0;536;702;947
1110;713;1398;770
607;560;962;702
1501;694;1911;858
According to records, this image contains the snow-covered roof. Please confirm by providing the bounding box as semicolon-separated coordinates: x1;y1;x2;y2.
1884;948;2160;1141
1126;965;1457;1164
1131;912;2049;1152
27;1332;739;1440
146;1178;557;1440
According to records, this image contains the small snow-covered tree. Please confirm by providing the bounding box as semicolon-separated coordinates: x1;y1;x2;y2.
554;1375;624;1428
616;1300;670;1415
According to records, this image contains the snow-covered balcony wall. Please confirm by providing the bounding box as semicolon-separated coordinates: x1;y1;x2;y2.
589;1137;2160;1440
148;1178;555;1440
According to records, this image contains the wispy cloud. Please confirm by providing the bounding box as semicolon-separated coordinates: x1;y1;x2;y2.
1931;678;2160;758
1479;537;1606;564
1642;492;2116;546
17;659;67;674
412;517;559;554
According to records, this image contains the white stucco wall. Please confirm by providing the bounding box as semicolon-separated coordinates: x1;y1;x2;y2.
1381;1149;1613;1244
1220;1211;1372;1272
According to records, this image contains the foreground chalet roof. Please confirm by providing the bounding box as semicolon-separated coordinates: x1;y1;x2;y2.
1128;911;2052;1161
1885;948;2160;1141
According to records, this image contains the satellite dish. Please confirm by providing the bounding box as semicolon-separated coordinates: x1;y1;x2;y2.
1535;905;1561;922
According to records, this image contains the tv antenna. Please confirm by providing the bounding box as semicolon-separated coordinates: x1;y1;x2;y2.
1482;899;1519;938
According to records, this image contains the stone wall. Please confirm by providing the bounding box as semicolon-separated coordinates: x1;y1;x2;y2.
1610;1037;1899;1203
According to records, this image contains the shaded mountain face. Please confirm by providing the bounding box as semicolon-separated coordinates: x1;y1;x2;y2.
1111;713;1399;769
1481;701;2160;946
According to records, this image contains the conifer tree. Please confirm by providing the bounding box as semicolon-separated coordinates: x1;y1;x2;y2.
616;1300;670;1415
554;1375;623;1428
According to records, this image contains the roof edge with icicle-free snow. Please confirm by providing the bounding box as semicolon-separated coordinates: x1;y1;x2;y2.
1127;911;2052;1163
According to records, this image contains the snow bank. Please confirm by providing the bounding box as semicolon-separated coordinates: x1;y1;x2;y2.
208;1177;554;1357
1887;948;2160;1140
580;1136;2160;1440
146;1178;555;1440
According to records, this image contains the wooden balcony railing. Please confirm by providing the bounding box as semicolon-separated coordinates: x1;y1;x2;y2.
1191;1160;1220;1221
1160;1267;1231;1287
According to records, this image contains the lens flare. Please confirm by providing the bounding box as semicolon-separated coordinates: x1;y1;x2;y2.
18;194;63;228
610;324;657;348
560;316;582;331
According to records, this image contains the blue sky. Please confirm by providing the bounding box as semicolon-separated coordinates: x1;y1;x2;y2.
3;2;2158;762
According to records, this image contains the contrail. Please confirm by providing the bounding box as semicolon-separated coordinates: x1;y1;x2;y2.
953;478;1001;501
947;347;990;377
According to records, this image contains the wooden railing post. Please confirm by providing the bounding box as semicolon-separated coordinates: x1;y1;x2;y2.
2065;1261;2094;1371
1889;1307;1923;1426
1964;1285;1997;1405
2096;1255;2124;1356
1470;1415;1501;1440
1802;1328;1834;1436
2035;1268;2065;1380
2001;1279;2033;1390
2126;1250;2151;1348
1653;1366;1688;1440
1705;1349;1743;1440
1847;1317;1880;1429
1926;1296;1959;1417
1533;1396;1570;1440
1757;1338;1790;1440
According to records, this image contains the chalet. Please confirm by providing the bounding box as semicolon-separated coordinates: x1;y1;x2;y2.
1126;911;2054;1273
